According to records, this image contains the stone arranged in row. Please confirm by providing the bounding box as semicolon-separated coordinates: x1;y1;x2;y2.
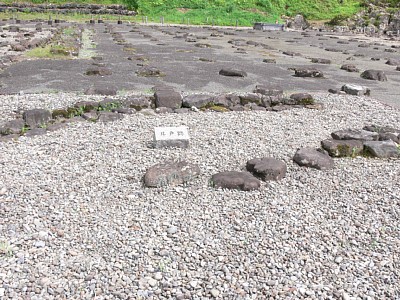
0;100;126;139
322;126;400;158
154;85;320;111
144;157;287;191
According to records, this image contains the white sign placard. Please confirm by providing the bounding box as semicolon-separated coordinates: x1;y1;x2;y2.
154;126;190;141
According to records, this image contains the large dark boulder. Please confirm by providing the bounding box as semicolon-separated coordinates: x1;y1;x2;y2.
363;140;399;158
294;68;324;78
321;139;364;157
154;89;182;109
288;93;314;105
136;66;165;77
219;68;247;77
182;94;214;108
23;109;52;128
293;148;334;170
239;93;262;106
144;161;200;187
253;85;283;107
85;67;112;76
341;64;359;72
386;59;399;66
211;171;260;191
246;158;287;181
363;125;400;134
331;129;379;141
311;58;331;64
123;96;152;110
0;119;25;135
361;70;387;81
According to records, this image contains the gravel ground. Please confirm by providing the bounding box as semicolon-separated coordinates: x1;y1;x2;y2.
0;93;399;299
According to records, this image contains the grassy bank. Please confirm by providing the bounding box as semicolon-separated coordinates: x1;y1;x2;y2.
1;0;362;26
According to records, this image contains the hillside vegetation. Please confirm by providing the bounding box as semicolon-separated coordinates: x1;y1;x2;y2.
2;0;363;26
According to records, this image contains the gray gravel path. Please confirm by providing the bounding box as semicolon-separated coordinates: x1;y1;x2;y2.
0;92;399;299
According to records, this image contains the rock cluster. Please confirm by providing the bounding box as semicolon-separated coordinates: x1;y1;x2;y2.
0;3;136;15
321;126;400;158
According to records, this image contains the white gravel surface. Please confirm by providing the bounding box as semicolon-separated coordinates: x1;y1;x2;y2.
0;93;399;299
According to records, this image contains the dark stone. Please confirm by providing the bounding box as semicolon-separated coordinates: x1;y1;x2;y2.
311;58;331;64
211;171;260;191
321;139;364;157
294;68;323;78
325;48;341;52
328;88;339;94
136;66;164;77
195;43;211;48
289;93;314;105
360;70;387;81
144;161;200;187
282;51;301;56
341;64;359;72
182;94;214;108
85;67;112;76
263;58;276;63
379;132;399;143
386;59;399;66
154;89;182;109
0;134;19;142
331;129;379;141
219;68;247;77
10;44;25;52
210;94;233;108
363;124;400;134
82;111;98;121
23;109;52;128
246;157;287;181
74;101;99;111
0;119;25;135
8;26;19;32
239;93;262;105
52;109;69;119
293;148;334;170
363;140;399;158
123;96;152;110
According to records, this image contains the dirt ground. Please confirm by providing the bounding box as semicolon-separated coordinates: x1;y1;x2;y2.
0;21;399;108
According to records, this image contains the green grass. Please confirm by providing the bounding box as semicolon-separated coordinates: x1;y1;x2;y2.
25;44;70;58
25;25;82;59
1;0;362;26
